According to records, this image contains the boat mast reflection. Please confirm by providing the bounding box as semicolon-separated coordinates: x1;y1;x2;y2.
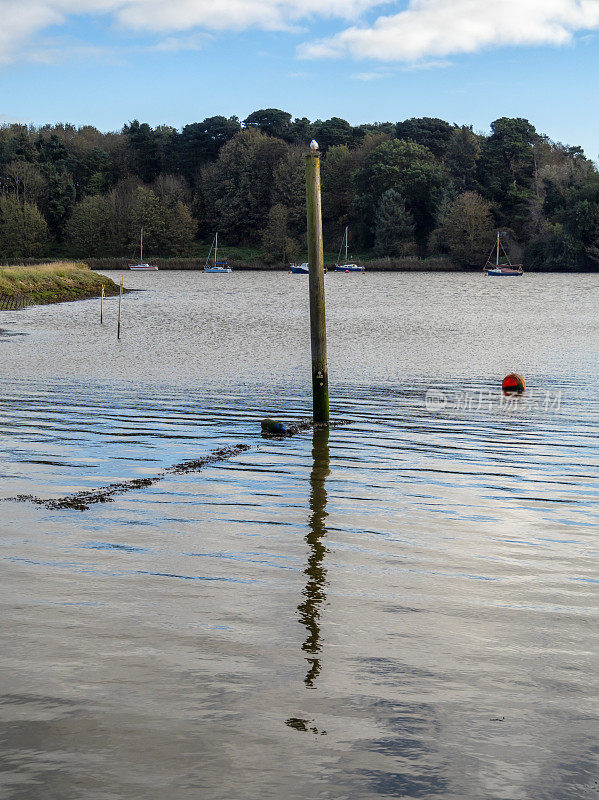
297;427;330;688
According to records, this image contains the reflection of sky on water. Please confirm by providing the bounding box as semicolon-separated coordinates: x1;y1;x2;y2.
0;272;597;799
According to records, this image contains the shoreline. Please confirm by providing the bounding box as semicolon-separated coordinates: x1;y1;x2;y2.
0;263;120;309
4;257;597;273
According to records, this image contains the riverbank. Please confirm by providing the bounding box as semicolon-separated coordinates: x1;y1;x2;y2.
6;255;598;272
14;255;461;272
0;263;120;307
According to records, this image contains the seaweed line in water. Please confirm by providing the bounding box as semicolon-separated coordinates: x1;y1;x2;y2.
7;417;348;511
8;444;251;512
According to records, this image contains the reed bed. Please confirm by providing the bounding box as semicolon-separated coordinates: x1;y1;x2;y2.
0;262;119;307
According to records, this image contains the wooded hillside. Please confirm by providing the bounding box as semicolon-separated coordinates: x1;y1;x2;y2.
1;111;597;270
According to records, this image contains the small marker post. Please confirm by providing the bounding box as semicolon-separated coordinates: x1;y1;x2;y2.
117;276;123;339
305;140;329;424
100;284;104;324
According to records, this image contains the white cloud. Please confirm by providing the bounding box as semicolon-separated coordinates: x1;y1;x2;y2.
151;33;211;52
400;59;452;70
1;0;599;65
0;0;384;63
351;70;388;80
299;0;599;61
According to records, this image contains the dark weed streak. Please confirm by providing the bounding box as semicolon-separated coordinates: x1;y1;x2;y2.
9;444;251;511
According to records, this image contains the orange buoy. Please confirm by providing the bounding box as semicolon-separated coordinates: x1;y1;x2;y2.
502;373;526;394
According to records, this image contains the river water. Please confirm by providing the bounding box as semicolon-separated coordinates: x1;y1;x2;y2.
0;271;597;800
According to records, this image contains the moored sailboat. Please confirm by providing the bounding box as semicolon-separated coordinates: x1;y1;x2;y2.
129;227;158;270
484;233;523;276
204;232;232;273
335;226;365;273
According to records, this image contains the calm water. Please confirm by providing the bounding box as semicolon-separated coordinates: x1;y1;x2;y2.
0;271;597;800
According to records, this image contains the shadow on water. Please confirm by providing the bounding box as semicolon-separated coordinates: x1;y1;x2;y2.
298;427;330;689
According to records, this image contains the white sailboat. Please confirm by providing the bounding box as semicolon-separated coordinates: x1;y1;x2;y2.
204;232;232;273
129;227;158;270
335;227;364;272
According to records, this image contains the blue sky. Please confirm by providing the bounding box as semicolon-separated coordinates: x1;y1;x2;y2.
1;0;598;160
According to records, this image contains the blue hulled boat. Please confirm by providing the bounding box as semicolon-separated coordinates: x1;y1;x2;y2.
484;233;523;277
204;233;232;274
335;226;365;273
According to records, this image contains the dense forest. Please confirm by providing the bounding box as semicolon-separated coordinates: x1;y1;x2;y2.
1;109;598;270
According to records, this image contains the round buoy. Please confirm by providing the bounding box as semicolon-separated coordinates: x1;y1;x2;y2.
502;373;526;395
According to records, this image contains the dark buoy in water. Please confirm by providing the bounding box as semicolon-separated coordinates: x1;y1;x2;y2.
261;419;287;435
502;373;526;395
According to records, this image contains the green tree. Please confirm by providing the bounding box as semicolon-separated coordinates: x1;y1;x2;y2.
374;189;416;257
446;126;480;192
243;109;292;140
161;200;196;255
0;196;48;257
287;117;314;145
272;147;305;239
478;117;538;237
439;191;496;265
178;116;241;178
204;129;287;244
261;204;298;263
43;168;76;238
123;120;163;183
131;186;196;256
65;195;112;256
354;139;445;247
313;117;354;151
321;145;355;236
395;117;454;159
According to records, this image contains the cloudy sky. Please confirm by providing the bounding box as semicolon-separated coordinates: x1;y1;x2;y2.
1;0;598;157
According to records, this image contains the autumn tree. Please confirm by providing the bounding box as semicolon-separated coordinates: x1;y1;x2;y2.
2;161;46;204
65;195;112;256
439;192;495;265
131;186;195;256
262;204;299;263
0;196;48;257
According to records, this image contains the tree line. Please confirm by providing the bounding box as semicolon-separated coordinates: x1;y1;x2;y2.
0;109;598;270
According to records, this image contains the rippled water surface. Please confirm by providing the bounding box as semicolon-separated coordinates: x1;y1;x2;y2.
1;271;598;800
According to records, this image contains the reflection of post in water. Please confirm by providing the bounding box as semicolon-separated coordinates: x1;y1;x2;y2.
297;427;330;688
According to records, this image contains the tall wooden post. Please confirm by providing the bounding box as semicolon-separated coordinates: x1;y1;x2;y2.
306;143;329;424
117;277;123;339
100;284;104;324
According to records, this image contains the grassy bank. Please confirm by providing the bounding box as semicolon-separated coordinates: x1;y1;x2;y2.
0;262;120;307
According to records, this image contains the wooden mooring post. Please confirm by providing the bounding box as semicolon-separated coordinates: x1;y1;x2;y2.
100;284;104;324
305;141;329;424
117;277;123;339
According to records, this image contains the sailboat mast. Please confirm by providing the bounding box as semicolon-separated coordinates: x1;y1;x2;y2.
345;226;348;262
496;232;500;267
140;227;143;263
215;232;218;267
